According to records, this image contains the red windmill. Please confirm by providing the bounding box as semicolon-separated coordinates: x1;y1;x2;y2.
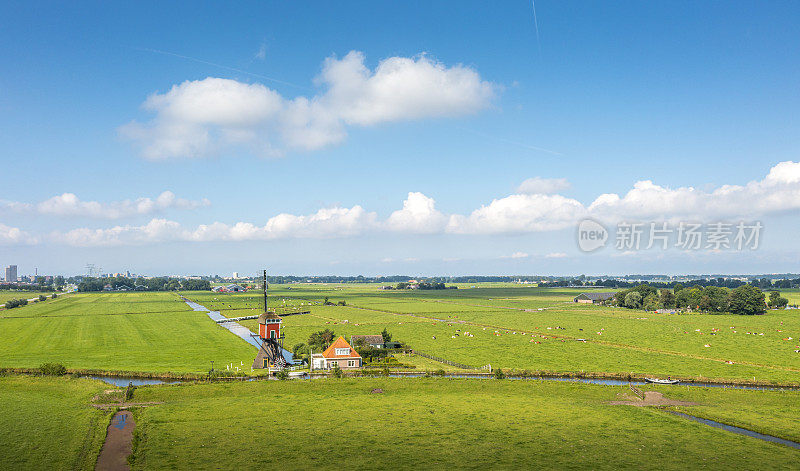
255;270;286;370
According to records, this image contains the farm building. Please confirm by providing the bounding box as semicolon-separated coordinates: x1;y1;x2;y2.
311;336;362;370
350;334;385;348
212;284;247;293
573;292;615;304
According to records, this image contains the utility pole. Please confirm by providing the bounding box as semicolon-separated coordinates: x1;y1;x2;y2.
263;269;267;312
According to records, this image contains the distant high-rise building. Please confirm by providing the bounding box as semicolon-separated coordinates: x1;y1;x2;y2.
232;272;240;279
5;265;18;282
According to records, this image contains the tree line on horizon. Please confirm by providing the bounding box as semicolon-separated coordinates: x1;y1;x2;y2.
606;284;789;315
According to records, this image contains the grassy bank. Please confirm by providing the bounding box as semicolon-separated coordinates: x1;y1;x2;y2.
0;375;111;471
128;378;800;470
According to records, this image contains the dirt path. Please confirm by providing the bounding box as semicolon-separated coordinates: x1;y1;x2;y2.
95;411;135;471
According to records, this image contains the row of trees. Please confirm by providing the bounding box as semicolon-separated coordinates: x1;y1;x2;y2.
394;282;454;290
612;284;788;315
544;276;800;290
77;277;211;292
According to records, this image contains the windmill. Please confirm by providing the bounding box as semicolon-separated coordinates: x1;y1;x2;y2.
256;269;286;371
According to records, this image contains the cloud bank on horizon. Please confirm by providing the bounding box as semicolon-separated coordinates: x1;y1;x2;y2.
1;191;209;219
3;160;800;247
120;51;496;159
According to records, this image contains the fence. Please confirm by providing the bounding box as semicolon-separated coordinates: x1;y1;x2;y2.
410;350;490;371
629;383;645;400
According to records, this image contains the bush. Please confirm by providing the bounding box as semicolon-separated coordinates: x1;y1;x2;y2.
276;370;289;380
433;368;446;376
125;382;136;401
331;364;343;378
52;293;58;299
493;368;506;380
39;363;67;376
38;294;47;302
382;365;390;377
4;298;27;309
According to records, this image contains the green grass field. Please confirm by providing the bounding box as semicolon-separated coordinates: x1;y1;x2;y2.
189;284;800;384
2;284;798;383
0;292;256;373
3;282;799;470
0;375;110;471
125;378;800;470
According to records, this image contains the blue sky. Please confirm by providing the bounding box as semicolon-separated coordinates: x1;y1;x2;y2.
1;1;799;277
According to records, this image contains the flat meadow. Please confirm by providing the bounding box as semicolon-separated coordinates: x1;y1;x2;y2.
2;285;799;470
190;284;800;384
2;284;798;383
0;375;110;471
0;292;256;373
127;378;800;470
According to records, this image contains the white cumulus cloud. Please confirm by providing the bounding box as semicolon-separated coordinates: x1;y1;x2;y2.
20;160;800;247
2;191;209;219
588;160;800;221
0;223;35;245
121;51;495;159
516;177;571;195
447;194;587;234
385;192;448;233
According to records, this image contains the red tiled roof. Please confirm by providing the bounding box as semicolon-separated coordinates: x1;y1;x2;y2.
322;336;361;359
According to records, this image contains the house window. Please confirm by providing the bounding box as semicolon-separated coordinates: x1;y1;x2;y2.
335;348;349;356
329;361;337;368
270;330;276;339
348;360;356;367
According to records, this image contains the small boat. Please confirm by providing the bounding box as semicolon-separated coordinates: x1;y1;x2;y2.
287;371;306;378
645;377;680;385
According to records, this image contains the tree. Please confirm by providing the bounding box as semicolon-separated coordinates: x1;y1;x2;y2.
624;291;643;309
308;329;336;350
181;279;211;291
768;291;789;309
729;285;766;315
673;283;684;294
381;328;392;343
659;289;676;309
643;293;660;311
700;287;730;312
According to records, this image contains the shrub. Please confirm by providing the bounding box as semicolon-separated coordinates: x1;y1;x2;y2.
38;294;47;302
433;368;446;376
382;365;390;377
39;363;67;376
125;382;136;401
4;298;24;309
493;368;506;380
276;370;289;380
331;364;343;378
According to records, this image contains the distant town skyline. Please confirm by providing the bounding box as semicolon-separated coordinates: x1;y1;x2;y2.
1;2;799;275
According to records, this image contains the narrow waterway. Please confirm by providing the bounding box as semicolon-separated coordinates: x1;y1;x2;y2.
95;411;135;471
181;297;295;361
667;411;800;450
86;372;798;390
